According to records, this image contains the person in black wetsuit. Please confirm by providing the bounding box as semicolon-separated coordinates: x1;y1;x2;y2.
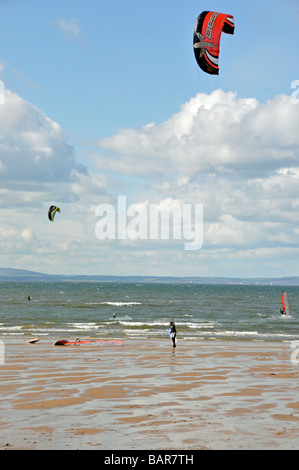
169;321;177;348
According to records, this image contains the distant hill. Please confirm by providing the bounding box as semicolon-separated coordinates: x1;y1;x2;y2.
0;268;298;285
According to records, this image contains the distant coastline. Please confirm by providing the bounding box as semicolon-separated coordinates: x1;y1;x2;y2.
0;267;298;285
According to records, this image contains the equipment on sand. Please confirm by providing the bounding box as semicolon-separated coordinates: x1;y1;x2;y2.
53;338;124;346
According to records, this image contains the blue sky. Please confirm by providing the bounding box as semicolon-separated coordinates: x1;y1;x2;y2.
1;0;297;138
0;0;298;277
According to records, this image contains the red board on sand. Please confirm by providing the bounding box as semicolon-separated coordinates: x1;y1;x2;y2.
53;339;124;346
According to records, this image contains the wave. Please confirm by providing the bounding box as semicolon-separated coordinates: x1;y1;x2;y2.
100;302;141;307
66;322;99;330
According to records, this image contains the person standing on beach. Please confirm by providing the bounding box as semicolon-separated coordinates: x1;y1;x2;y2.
169;321;177;348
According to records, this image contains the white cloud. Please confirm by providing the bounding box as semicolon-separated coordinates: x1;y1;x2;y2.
0;88;113;274
93;90;299;276
0;89;85;188
98;90;299;177
1;87;298;277
54;18;81;40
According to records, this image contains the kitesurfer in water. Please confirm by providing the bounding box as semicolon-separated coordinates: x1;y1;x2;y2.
280;308;286;315
169;321;177;348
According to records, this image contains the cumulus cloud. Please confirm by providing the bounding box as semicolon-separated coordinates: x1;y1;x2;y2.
98;90;299;178
0;89;86;188
0;88;111;274
94;90;299;275
0;89;115;215
1;87;298;276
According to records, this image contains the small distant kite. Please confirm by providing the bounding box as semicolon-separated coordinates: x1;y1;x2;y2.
48;205;61;222
193;11;235;75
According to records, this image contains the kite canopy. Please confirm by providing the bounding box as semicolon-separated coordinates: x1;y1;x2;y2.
193;11;235;75
48;205;60;222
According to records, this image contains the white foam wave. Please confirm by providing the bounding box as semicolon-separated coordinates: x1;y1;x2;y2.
100;302;141;306
0;325;23;331
66;322;99;330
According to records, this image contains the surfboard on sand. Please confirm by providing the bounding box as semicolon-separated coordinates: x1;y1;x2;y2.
26;338;39;344
53;338;124;346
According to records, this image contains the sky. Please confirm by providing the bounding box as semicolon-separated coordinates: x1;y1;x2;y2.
0;0;298;278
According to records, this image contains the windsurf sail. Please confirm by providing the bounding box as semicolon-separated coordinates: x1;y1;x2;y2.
282;291;290;315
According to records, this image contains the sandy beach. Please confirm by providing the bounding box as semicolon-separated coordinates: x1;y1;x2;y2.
0;338;299;450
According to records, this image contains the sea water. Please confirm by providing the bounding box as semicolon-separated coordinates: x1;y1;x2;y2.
0;282;298;343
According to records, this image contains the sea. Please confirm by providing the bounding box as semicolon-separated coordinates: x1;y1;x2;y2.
0;281;298;344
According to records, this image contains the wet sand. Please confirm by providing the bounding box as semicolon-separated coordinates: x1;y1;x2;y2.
0;338;299;450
